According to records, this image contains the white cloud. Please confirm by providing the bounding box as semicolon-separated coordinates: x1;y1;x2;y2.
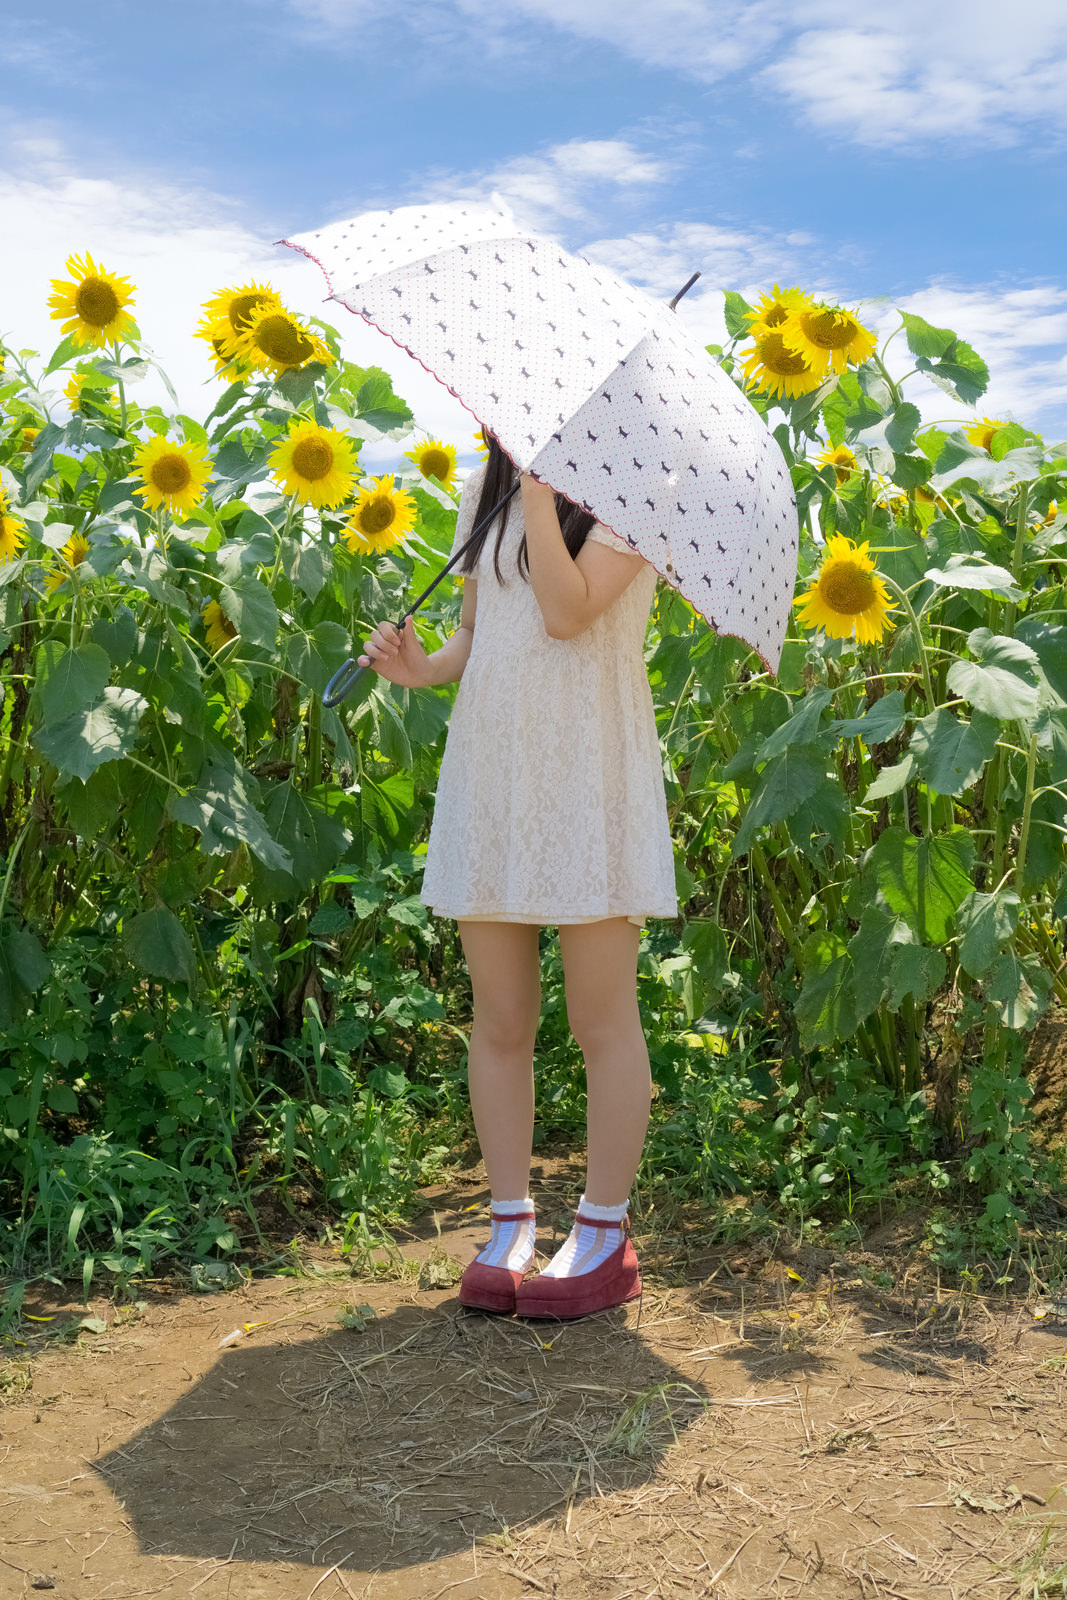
283;0;1067;149
428;137;671;231
0;133;476;461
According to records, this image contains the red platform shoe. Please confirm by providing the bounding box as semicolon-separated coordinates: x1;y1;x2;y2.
514;1214;641;1320
458;1208;537;1314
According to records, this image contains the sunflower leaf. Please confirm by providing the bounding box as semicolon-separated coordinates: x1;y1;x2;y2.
899;313;956;360
170;754;292;872
909;707;1000;797
730;745;827;858
218;578;278;650
722;291;756;341
37;642;111;725
885;402;922;453
983;949;1053;1030
34;686;147;782
956;890;1021;978
947;629;1040;720
830;689;909;745
866;825;976;945
123;906;197;986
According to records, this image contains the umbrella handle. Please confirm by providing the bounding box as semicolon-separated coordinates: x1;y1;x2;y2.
321;481;521;708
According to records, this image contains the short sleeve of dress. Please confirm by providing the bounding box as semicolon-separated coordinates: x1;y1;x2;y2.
449;465;486;563
583;521;640;555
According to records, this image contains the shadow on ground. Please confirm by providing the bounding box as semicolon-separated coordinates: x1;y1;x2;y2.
93;1296;708;1574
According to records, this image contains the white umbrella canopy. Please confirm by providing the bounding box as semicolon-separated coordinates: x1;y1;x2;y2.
284;201;798;673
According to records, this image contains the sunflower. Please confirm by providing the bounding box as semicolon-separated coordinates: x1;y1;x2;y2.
473;427;490;462
237;304;333;377
794;535;897;645
745;284;813;337
196;280;282;380
738;330;822;399
964;416;1008;453
0;493;26;565
132;433;213;514
405;438;459;490
202;599;238;652
65;370;116;412
814;442;858;486
343;474;417;554
45;530;91;593
269;419;357;508
48;252;136;350
19;426;40;452
781;303;877;375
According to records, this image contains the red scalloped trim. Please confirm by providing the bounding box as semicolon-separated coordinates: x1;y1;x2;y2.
277;237;779;676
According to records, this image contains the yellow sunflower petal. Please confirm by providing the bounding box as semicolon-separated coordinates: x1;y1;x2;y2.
781;304;878;375
269;419;358;508
738;330;823;399
963;416;1009;453
343;474;417;554
45;531;91;593
202;599;238;652
47;251;137;350
132;434;214;514
404;438;459;490
814;442;858;486
237;304;334;376
794;535;897;644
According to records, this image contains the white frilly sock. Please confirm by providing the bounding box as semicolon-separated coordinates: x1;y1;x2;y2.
540;1194;629;1278
475;1197;537;1273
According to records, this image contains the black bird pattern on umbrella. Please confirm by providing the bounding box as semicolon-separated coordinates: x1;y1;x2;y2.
284;202;798;671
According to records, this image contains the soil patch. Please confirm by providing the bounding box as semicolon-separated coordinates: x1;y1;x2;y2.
2;1174;1066;1599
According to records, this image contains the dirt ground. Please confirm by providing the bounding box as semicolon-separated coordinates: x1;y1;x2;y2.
2;1145;1066;1600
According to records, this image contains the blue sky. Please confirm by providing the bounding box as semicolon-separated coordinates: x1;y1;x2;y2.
5;0;1067;449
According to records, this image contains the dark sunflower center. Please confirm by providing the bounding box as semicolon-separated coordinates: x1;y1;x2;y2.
151;454;193;494
801;310;858;350
765;304;790;326
255;314;314;366
758;332;811;377
419;448;451;481
228;293;266;335
75;278;120;328
291;437;334;481
820;562;876;615
359;498;396;534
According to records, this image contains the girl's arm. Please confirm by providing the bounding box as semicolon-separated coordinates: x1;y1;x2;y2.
520;475;647;641
356;577;477;687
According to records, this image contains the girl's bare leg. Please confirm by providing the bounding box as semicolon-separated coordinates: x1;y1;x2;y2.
557;918;650;1207
456;921;541;1199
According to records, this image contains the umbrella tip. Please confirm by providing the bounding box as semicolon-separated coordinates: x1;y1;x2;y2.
667;272;701;311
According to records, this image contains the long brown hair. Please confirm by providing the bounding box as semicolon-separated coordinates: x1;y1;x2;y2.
457;432;597;583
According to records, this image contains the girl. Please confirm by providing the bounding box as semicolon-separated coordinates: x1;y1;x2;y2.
355;433;677;1319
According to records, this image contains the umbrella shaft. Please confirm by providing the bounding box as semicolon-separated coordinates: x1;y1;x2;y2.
321;480;521;708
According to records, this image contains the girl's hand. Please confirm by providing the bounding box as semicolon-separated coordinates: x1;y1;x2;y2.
356;617;429;688
520;472;555;500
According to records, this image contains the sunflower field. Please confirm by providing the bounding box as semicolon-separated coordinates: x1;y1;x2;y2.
0;255;1064;1293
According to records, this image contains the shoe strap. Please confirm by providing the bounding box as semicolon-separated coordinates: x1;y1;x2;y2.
490;1208;536;1221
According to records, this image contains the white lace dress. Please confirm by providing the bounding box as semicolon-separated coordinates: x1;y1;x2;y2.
419;466;678;928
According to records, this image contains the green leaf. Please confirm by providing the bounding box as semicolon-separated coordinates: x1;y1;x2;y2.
909;707;1000;796
0;929;51;1024
900;313;956;360
170;754;292;872
796;941;856;1050
947;629;1040;720
785;776;851;859
44;332;87;375
124;906;197;984
1015;618;1067;706
884;942;947;1010
731;745;827;858
285;621;351;696
956;890;1020;978
756;689;835;761
884;402;922;454
722;291;756;341
355;368;414;434
867;825;976;945
915;339;989;406
366;1064;409;1099
38;643;110;724
863;752;915;802
218;577;279;650
34;687;147;781
308;901;351;938
925;559;1019;598
848;904;914;1022
984;950;1053;1029
255;783;352;898
831;689;908;745
290;542;328;601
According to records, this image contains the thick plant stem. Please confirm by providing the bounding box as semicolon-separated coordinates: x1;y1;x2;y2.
750;842;802;963
1014;731;1040;896
1001;484;1031;639
880;574;936;712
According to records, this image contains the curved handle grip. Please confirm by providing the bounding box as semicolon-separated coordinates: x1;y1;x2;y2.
322;655;368;708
